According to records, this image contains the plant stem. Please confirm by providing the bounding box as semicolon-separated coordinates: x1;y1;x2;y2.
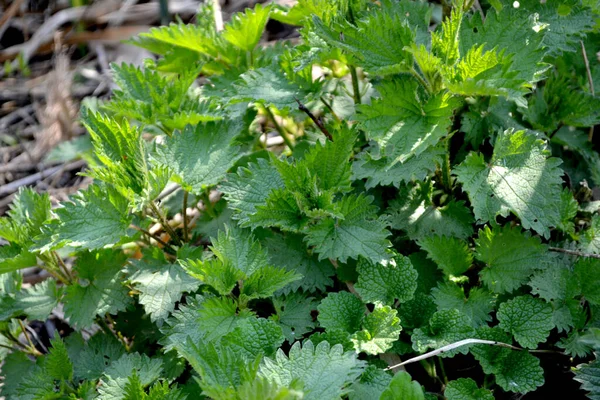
265;106;295;149
580;40;595;142
295;98;333;140
201;189;217;219
320;96;342;123
53;251;73;284
130;225;176;253
436;357;448;385
149;202;182;246
182;191;189;242
349;66;362;104
411;67;433;93
549;246;600;259
18;319;41;356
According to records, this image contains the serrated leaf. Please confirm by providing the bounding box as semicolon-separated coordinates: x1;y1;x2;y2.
0;351;36;399
154;121;241;194
348;365;392;400
265;233;335;293
471;326;544;394
379;371;424;400
305;194;391;264
64;250;133;329
222;158;285;227
271;292;318;342
354;254;418;305
223;4;271;52
211;226;268;276
181;258;243;296
259;340;366;400
576;258;600;305
432;283;495;328
222;317;285;359
130;262;200;323
575;352;600;399
318;291;365;333
351;303;402;355
397;292;437;331
412;309;476;357
497;295;553;349
357;78;457;164
455;129;563;238
15;279;64;321
0;187;51;246
70;333;126;380
418;235;472;277
98;353;163;400
44;337;73;381
444;378;494;400
52;184;132;250
475;225;549;293
242;265;302;300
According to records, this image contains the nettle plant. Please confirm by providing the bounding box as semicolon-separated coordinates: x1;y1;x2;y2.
2;0;600;398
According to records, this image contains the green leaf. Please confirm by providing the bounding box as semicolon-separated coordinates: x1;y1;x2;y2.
64;250;133;329
154;121;241;194
432;283;495;328
351;303;402;355
271;292;318;342
475;225;549;293
16;279;64;321
444;378;494;400
312;7;414;76
497;295;553;349
575;353;600;399
348;365;392;400
98;353;163;400
222;158;285;227
354;254;418;305
52;184;132;250
455;129;563;238
259;340;366;400
181;258;244;296
211;226;268;276
575;258;600;305
397;293;437;331
553;129;600;187
357;78;457;163
305;194;391;264
0;244;36;274
471;326;544;394
265;233;335;293
412;309;476;357
0;351;36;399
242;265;302;300
44;337;73;381
130;262;200;323
418;235;472;277
0;187;51;245
317;291;365;333
352;145;444;189
223;4;271;52
70;333;126;380
379;371;424;400
221;317;285;359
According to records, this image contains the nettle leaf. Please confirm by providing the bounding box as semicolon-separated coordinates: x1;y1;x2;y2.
259;340;366;400
221;317;285;359
497;295;554;349
351;303;402;355
575;258;600;305
418;235;473;277
357;77;457;163
70;333;126;381
455;129;563;238
354;254;418;305
271;292;318;342
44;337;74;382
432;283;495;328
353;144;444;189
154;121;241;195
318;291;365;333
211;225;269;276
397;292;437;331
15;279;64;321
444;378;494;400
348;364;392;400
312;5;414;76
222;158;285;227
575;353;600;399
50;184;132;250
130;261;200;323
98;353;163;400
242;265;302;300
580;215;600;255
380;371;425;400
305;194;391;263
265;233;335;293
471;327;544;394
64;250;133;329
0;187;51;246
222;3;271;52
475;225;549;293
412;309;476;357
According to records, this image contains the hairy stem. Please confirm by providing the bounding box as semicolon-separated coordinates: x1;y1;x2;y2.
549;246;600;259
149;202;182;246
265;106;295;149
131;225;176;252
182;191;189;242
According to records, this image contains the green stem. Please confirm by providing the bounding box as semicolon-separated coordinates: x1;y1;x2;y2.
149;202;182;246
182;191;189;242
201;189;217;219
349;66;362;105
18;320;42;356
130;225;176;253
320;96;341;123
441;138;452;193
436;357;448;385
265;106;294;149
53;251;73;284
410;67;433;93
